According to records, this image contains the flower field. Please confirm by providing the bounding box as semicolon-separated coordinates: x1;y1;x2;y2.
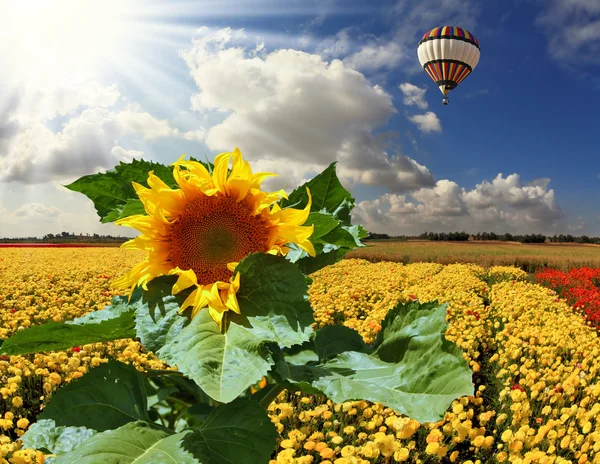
2;248;600;463
535;268;600;329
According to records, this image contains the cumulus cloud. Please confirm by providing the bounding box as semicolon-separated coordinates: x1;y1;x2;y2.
181;27;434;192
399;83;428;109
353;173;564;234
536;0;600;64
408;112;442;133
115;106;180;139
0;106;191;183
13;203;63;219
343;41;405;73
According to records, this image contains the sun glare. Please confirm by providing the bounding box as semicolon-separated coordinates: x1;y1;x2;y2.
2;0;134;74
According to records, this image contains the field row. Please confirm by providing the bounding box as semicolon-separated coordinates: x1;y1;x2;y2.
348;241;600;272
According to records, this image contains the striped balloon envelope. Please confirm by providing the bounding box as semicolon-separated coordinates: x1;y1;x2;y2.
417;26;480;105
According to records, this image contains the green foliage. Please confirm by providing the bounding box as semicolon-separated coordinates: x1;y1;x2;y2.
20;420;97;461
134;276;189;353
182;399;278;464
0;295;137;356
158;310;275;404
64;158;178;223
158;254;315;403
56;422;196;464
103;198;146;222
39;360;149;431
276;300;474;423
233;253;314;347
314;325;367;360
280;164;364;275
280;162;354;222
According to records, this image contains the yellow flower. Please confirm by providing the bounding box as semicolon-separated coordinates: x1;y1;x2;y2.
113;148;315;329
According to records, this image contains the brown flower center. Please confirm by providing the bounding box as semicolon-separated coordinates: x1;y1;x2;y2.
168;195;269;285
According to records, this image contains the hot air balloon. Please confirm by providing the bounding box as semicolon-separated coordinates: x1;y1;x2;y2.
417;26;480;105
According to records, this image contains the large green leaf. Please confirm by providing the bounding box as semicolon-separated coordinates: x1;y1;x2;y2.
182;399;278;464
157;310;275;403
232;253;314;347
280;162;355;222
134;276;189;353
136;297;187;354
306;212;340;241
21;420;97;461
0;295;137;356
56;421;196;464
39;360;149;431
64;158;177;223
103;198;146;223
314;325;367;360
278;301;474;423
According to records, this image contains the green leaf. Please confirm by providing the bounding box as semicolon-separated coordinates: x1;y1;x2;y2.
56;421;197;464
134;278;188;353
39;360;149;431
21;420;97;459
233;253;314;348
280;162;355;221
103;198;146;222
64;158;177;223
282;340;319;366
182;399;277;464
136;300;186;353
278;301;474;423
306;212;340;241
157;310;275;403
0;295;137;356
319;225;360;248
314;325;367;360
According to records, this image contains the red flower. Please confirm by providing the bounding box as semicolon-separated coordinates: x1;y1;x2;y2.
512;384;524;391
72;346;81;353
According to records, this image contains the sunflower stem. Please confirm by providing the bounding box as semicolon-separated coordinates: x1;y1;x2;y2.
258;383;285;409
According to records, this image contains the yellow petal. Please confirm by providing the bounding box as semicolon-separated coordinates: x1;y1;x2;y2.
227;262;239;272
279;188;312;225
212;152;232;194
169;268;198;294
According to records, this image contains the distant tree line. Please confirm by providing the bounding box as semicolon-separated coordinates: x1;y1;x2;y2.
0;232;130;244
364;231;600;244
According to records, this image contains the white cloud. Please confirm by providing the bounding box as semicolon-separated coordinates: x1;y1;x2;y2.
116;106;180;139
399;83;428;109
536;0;600;64
8;78;121;124
343;41;405;73
0;106;194;183
568;216;586;231
408;112;442;133
182;129;207;141
181;27;434;192
353;174;564;234
13;202;62;219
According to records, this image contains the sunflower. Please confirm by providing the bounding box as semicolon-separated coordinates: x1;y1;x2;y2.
113;148;315;329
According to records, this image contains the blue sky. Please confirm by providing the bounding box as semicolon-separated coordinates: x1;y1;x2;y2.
1;0;599;237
